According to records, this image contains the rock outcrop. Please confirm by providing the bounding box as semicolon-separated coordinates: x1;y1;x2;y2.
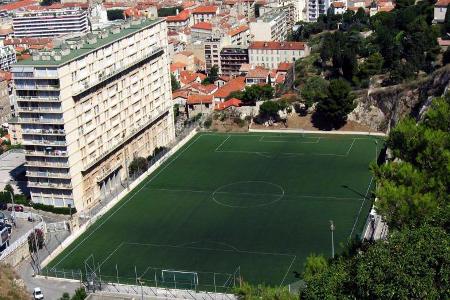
349;65;450;132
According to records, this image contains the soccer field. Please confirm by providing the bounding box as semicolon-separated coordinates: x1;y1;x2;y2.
46;132;383;289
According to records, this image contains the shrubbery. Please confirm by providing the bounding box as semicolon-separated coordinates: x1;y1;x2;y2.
32;203;76;215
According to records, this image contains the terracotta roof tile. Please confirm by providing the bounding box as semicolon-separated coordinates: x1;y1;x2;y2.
191;21;213;30
187;94;213;104
214;76;246;98
192;5;218;14
166;9;190;22
249;41;306;50
215;98;242;110
228;25;249;36
190;82;217;94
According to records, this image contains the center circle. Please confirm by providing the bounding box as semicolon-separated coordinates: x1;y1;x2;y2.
211;181;284;208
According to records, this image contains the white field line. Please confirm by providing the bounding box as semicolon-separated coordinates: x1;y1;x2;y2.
248;128;387;136
215;135;231;151
279;255;296;287
349;176;374;239
50;133;203;269
145;187;363;201
98;242;124;269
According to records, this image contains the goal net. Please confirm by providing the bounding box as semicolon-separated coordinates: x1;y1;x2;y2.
161;269;199;288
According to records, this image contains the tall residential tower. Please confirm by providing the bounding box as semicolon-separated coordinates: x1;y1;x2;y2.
11;18;175;211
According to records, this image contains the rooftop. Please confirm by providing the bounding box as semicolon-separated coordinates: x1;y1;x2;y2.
14;18;162;67
192;5;218;14
191;22;213;31
249;41;306;50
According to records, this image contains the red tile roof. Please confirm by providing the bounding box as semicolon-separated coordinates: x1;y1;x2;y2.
214;77;246;99
180;71;206;85
332;1;345;8
0;0;37;11
192;5;218;14
166;9;190;22
182;1;196;8
436;0;450;6
190;82;217;94
215;98;242;110
277;62;292;72
170;62;187;72
249;41;306;50
247;67;269;78
0;71;12;81
172;90;189;99
191;22;213;31
228;25;249;36
187;94;213;104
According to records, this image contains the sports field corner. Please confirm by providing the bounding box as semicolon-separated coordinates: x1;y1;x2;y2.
44;131;385;289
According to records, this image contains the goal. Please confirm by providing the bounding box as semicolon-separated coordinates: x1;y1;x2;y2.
161;269;199;288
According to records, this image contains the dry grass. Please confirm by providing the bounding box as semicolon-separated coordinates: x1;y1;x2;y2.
0;264;29;300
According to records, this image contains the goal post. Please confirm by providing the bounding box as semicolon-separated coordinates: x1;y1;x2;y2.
161;269;199;288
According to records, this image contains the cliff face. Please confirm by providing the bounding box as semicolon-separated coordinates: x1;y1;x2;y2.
348;65;450;132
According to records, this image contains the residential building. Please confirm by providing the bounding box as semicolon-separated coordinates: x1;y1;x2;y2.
10;18;175;210
0;79;10;124
260;0;297;30
225;25;250;47
172;51;197;72
331;1;347;14
250;8;287;41
213;76;246;102
0;45;17;71
191;22;213;42
307;0;331;22
248;41;310;69
191;6;219;24
220;46;249;77
12;7;89;38
165;10;191;29
205;37;223;73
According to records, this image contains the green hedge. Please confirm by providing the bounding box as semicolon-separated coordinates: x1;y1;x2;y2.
32;203;76;215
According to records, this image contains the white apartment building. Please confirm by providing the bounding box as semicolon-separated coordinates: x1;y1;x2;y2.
249;8;287;41
260;0;297;29
205;37;223;73
224;25;250;47
248;41;310;69
191;6;219;24
307;0;331;22
13;7;89;38
0;45;17;71
11;18;175;211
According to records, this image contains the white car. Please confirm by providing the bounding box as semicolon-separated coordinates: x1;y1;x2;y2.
33;287;44;300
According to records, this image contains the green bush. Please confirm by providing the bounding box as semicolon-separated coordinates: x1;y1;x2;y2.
32;203;76;215
204;118;212;128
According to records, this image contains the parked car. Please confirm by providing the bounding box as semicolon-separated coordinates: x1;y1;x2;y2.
33;287;44;300
0;202;6;210
7;205;23;212
0;212;5;224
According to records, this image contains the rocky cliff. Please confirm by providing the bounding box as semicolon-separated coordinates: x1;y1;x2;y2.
349;65;450;132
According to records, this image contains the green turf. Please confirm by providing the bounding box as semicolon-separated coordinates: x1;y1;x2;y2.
46;132;383;289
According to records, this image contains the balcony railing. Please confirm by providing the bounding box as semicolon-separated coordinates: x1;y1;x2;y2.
25;150;68;157
23;139;66;146
26;161;69;168
16;96;60;102
15;84;60;90
22;128;66;135
17;117;64;124
26;171;70;179
28;181;72;189
73;47;164;96
16;106;62;113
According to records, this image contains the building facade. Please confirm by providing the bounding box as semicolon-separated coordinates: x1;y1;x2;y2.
12;7;89;38
11;18;175;211
0;79;10;124
307;0;330;22
220;47;249;76
248;41;310;69
205;37;223;73
0;45;17;71
249;8;287;41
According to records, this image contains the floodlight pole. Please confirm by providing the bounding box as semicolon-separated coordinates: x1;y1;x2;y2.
138;277;144;300
330;220;335;259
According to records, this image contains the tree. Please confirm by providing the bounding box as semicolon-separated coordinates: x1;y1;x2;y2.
302;254;328;282
313;79;356;129
157;6;183;17
71;288;87;300
4;184;14;195
300;76;328;108
40;0;59;6
128;157;148;176
28;228;44;253
171;74;180;91
107;9;125;21
358;52;384;78
59;293;70;300
234;282;297;300
443;47;450;65
203;65;219;84
259;101;280;120
445;4;450;35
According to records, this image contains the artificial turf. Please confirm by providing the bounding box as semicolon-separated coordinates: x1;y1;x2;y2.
46;132;383;290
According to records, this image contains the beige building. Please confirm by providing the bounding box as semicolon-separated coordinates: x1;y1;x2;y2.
248;41;310;69
249;8;287;41
11;18;175;210
0;79;10;124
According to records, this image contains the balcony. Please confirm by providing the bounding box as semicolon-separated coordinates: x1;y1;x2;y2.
22;128;66;135
23;139;66;146
15;84;60;91
28;181;72;189
25;150;68;157
83;105;170;172
96;161;122;183
16;96;60;102
15;117;64;125
16;106;62;113
26;160;69;168
26;170;71;179
74;47;164;97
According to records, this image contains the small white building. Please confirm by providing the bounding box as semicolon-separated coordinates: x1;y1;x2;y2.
0;45;16;71
248;41;310;69
191;6;219;24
